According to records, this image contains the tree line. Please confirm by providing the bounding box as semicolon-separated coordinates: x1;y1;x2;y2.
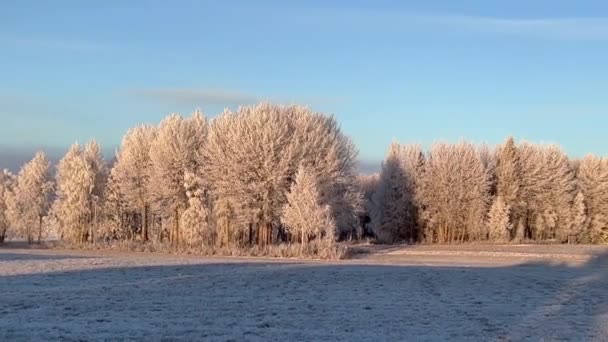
365;138;608;244
0;103;606;255
0;103;360;256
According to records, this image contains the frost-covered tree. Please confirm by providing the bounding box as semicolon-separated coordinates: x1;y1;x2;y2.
83;140;107;242
569;191;587;243
371;146;409;243
181;196;210;248
181;170;211;247
5;152;54;243
487;196;512;242
203;103;361;246
0;170;16;243
577;155;608;243
149;112;207;246
281;166;336;249
53;144;95;243
518;143;576;241
419;142;490;243
495;137;522;236
371;143;423;243
358;172;380;237
112;125;156;242
99;168;129;241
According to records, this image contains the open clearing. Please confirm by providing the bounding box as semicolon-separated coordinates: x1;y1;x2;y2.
1;244;607;341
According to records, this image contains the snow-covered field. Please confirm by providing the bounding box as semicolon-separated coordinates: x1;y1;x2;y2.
1;244;607;341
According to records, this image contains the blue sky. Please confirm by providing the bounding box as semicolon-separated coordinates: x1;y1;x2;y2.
1;0;608;170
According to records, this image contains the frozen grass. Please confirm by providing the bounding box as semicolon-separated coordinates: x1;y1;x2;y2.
56;239;349;260
0;244;607;341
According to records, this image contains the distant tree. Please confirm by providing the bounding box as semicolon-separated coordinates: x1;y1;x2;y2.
487;196;512;242
83;140;107;243
112;125;156;242
181;171;211;247
53;144;95;243
569;191;587;243
149;112;207;246
5;152;54;243
203;103;361;247
0;170;16;243
371;142;421;243
358;172;380;237
577;155;608;243
419;142;490;243
281;166;336;251
518;143;576;241
99;168;129;241
495;137;522;237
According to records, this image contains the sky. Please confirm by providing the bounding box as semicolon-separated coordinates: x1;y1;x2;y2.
1;0;608;171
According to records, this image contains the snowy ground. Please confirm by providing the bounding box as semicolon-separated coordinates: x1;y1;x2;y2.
1;244;607;341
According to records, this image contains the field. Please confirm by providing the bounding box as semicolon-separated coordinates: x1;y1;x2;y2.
1;244;607;341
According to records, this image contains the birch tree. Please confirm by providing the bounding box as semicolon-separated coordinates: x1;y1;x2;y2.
5;152;54;243
577;155;608;243
149;112;207;246
419;142;490;243
53;144;95;243
203;103;360;246
83;140;107;243
112;125;156;242
0;170;15;243
519;143;576;241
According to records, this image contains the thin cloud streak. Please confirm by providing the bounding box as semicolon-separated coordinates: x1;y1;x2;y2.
0;34;108;51
265;6;608;41
126;88;261;107
414;14;608;40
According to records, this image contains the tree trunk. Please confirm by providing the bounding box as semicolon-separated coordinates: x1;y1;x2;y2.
266;222;272;245
248;223;253;246
174;207;180;247
37;215;43;244
256;223;263;246
27;221;32;244
91;203;97;245
142;204;148;242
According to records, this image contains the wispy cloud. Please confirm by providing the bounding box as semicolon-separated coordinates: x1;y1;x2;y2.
263;5;608;41
0;34;108;51
410;14;608;40
126;88;261;107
